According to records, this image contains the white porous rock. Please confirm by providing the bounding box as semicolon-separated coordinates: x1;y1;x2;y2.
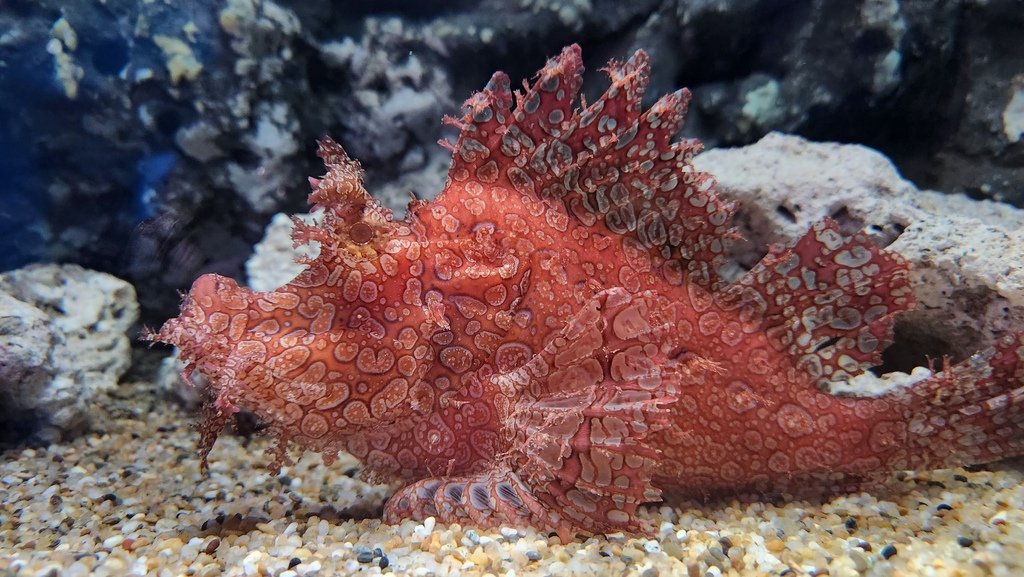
156;353;205;409
694;132;923;260
695;132;1024;392
245;212;320;292
830;366;933;397
0;264;138;441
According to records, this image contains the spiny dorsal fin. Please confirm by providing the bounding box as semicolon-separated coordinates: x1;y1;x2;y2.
436;44;735;290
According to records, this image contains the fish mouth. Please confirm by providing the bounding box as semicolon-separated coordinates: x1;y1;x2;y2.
148;273;244;384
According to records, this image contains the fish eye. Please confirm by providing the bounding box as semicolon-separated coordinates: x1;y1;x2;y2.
351;222;373;245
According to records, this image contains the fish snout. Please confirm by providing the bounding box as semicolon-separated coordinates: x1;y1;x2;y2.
152;274;250;379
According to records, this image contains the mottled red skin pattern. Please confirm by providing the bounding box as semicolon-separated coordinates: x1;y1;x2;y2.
152;45;1024;541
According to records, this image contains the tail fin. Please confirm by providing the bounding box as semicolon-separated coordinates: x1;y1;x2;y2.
888;333;1024;469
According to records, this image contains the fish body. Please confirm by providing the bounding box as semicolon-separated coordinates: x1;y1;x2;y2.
152;45;1024;540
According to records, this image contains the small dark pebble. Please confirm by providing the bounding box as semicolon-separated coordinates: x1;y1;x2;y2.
526;551;542;561
844;517;857;531
954;474;969;482
289;557;301;568
719;536;733;550
881;544;897;559
957;537;974;548
344;467;360;478
99;493;118;504
278;475;292;486
373;547;383;557
379;556;389;569
204;538;220;554
317;506;342;523
156;424;175;432
853;540;872;552
927;480;946;488
936;503;953;512
780;569;794;576
357;551;375;563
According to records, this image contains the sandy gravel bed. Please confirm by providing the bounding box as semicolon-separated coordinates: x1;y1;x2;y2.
1;379;1022;577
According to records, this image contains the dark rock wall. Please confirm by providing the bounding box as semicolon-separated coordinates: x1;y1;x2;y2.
0;0;1020;325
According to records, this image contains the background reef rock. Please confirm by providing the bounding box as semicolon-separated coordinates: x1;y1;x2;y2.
0;0;1021;329
245;212;319;293
0;264;138;443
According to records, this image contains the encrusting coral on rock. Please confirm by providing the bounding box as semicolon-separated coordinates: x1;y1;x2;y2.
149;45;1024;541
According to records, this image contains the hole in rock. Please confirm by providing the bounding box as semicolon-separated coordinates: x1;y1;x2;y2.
776;204;797;223
829;206;863;236
91;37;130;75
872;315;964;375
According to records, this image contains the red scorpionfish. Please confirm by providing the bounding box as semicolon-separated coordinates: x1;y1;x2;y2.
151;45;1024;541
